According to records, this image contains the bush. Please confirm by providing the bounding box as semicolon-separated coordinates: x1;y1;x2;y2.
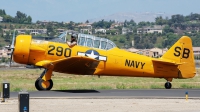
119;37;125;43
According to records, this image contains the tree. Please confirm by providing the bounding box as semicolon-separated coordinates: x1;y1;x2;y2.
129;19;136;26
85;20;89;23
138;21;148;27
163;33;179;48
171;14;184;23
5;31;11;42
155;16;167;26
3;15;13;22
25;30;30;35
12;11;32;24
125;33;131;41
0;25;2;32
46;23;54;36
2;9;6;15
151;36;157;44
92;20;113;28
66;21;75;30
119;37;125;43
163;25;174;33
0;9;6;16
27;16;32;23
124;20;128;27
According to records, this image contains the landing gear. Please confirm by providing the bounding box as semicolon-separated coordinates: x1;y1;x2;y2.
35;69;53;91
35;78;53;90
165;81;172;89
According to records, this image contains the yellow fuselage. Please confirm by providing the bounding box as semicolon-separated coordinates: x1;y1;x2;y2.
13;35;183;79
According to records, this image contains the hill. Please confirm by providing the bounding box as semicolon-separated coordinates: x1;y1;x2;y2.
88;12;172;23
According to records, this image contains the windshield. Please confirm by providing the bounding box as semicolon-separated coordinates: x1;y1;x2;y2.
77;33;116;50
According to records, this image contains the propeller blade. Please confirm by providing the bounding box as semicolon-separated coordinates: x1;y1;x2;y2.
11;30;16;49
9;50;13;67
9;30;16;67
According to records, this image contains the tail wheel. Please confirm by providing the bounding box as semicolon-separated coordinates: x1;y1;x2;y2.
35;78;53;91
165;82;172;89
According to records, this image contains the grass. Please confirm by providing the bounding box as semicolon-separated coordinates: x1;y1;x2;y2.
0;68;200;92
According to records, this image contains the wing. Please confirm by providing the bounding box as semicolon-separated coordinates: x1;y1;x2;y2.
35;56;100;75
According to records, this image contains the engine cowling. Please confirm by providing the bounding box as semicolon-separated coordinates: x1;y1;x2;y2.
13;35;32;64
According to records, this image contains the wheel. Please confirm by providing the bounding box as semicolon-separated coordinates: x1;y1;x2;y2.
35;78;53;91
165;82;172;89
35;78;42;91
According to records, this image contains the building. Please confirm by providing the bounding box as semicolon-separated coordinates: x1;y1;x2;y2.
110;22;124;28
78;23;92;29
37;20;50;25
137;25;165;34
122;27;133;34
95;29;106;34
15;29;47;35
127;47;168;57
127;47;139;53
80;29;92;34
148;48;168;57
57;29;65;34
193;47;200;56
0;48;10;59
67;30;78;35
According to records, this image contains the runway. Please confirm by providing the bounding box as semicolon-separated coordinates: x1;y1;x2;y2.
10;89;200;99
2;89;200;112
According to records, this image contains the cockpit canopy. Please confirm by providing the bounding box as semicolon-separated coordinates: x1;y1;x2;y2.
47;31;116;50
77;34;116;50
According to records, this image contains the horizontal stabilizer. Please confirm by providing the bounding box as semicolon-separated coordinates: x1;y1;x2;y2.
152;59;182;65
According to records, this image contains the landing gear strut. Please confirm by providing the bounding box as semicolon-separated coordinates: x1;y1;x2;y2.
164;81;172;89
35;69;53;91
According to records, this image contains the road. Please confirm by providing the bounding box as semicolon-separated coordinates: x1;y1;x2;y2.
9;89;200;99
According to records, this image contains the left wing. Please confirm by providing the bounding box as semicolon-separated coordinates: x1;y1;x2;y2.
35;56;100;75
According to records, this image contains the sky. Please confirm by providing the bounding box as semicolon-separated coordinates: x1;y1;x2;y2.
0;0;200;23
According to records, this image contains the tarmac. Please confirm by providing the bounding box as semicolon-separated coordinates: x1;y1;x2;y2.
0;98;200;112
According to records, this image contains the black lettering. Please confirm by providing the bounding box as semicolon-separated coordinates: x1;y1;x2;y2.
56;46;63;56
130;60;134;67
64;48;71;57
135;61;140;68
174;46;181;57
182;48;190;58
141;62;145;69
48;45;71;57
48;45;55;55
125;59;145;69
125;59;130;66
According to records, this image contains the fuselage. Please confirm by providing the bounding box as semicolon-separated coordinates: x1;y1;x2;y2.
13;35;180;79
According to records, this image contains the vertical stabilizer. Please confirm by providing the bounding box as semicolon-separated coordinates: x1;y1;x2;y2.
161;36;196;78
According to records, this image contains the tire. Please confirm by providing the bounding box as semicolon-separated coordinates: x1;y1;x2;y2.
165;82;172;89
35;79;53;91
35;78;42;91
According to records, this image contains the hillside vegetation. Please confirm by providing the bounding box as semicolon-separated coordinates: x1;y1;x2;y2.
1;9;200;48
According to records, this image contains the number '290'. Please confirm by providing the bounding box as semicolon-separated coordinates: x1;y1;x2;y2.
48;45;71;57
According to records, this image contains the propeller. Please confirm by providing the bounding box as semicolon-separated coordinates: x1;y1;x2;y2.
9;30;16;67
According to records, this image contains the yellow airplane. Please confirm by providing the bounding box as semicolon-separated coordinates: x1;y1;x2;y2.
10;31;196;90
